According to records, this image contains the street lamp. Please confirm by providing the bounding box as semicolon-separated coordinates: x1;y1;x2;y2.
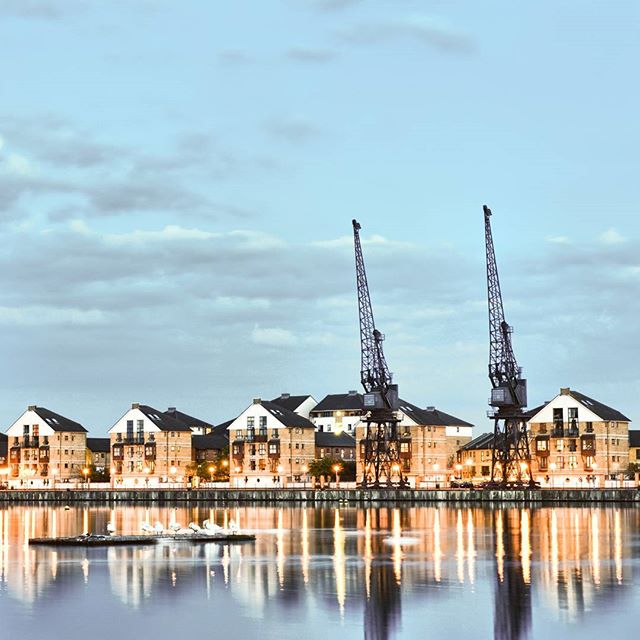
276;464;284;487
82;467;90;488
433;463;439;489
455;463;462;480
332;463;342;488
465;458;473;480
301;464;308;490
592;462;598;487
208;465;216;484
143;466;150;488
169;465;177;487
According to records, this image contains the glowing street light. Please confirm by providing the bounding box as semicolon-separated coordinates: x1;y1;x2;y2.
332;463;342;488
301;464;308;490
82;467;90;488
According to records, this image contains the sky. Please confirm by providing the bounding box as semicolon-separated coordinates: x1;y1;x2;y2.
1;0;639;435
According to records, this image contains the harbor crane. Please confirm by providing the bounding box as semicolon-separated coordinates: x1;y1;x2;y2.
352;219;405;487
483;205;533;486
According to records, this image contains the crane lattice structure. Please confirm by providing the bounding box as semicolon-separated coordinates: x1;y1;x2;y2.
353;219;404;488
484;205;533;486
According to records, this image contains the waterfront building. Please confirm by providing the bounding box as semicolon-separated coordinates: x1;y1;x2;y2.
528;387;631;487
108;403;192;487
164;407;214;435
0;433;8;479
354;401;473;487
193;420;230;463
228;398;315;487
628;430;639;476
5;405;88;487
310;391;364;434
315;431;356;461
456;432;496;483
271;393;318;419
86;437;110;474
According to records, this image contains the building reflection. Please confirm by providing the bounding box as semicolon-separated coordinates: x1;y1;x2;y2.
0;504;638;639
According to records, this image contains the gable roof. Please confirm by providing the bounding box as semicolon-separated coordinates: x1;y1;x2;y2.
261;401;315;428
629;431;640;448
315;431;356;447
164;408;213;429
459;432;503;451
398;400;473;427
566;390;631;422
137;405;191;432
311;393;364;413
193;433;228;451
270;394;314;412
32;407;87;433
87;437;110;453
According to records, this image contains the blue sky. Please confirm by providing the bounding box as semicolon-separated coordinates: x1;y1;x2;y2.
1;0;639;434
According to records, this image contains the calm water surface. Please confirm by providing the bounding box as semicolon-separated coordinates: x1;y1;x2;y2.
0;503;639;640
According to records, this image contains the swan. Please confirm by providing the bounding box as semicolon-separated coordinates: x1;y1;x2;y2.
141;522;154;534
188;522;202;532
169;521;181;532
106;522;116;535
227;520;240;535
201;519;223;536
154;521;164;534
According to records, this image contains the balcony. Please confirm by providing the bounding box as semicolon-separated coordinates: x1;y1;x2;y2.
9;447;21;463
581;434;596;455
144;443;156;460
38;447;50;462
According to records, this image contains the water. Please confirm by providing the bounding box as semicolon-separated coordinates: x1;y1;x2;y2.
0;504;639;640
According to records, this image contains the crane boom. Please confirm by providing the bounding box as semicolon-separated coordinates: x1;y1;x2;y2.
483;205;532;486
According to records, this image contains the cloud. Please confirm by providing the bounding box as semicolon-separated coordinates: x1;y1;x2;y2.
217;50;254;65
309;0;361;11
0;0;80;19
251;326;299;347
546;235;571;245
600;228;626;245
285;48;337;63
337;16;476;54
263;117;321;144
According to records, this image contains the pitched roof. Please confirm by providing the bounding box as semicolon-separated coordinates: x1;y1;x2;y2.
629;431;640;448
315;431;356;447
193;433;228;451
164;408;213;429
523;404;545;420
0;433;7;457
32;407;87;433
566;390;631;422
398;400;473;427
459;432;502;451
87;437;110;453
137;405;192;432
252;401;315;429
310;393;364;413
270;394;314;412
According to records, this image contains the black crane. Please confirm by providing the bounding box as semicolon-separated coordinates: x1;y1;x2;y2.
352;219;404;487
483;205;533;486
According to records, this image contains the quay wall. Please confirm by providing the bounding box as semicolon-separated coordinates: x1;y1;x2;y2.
0;488;639;504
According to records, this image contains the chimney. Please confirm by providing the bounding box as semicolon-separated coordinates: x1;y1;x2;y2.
348;390;357;396
167;407;176;413
28;405;36;411
426;406;435;411
560;388;570;396
280;393;290;400
252;397;261;405
132;403;140;409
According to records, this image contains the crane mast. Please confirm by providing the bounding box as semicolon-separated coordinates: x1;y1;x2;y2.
353;219;404;487
484;205;532;486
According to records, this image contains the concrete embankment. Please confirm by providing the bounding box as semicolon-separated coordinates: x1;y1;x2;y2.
0;488;639;504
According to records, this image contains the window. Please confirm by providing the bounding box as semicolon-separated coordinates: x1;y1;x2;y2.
269;443;278;454
126;420;134;441
258;444;266;455
247;417;255;428
537;439;548;452
556;440;564;452
586;422;593;433
259;416;267;428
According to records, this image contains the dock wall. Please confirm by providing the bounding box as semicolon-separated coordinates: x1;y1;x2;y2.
0;488;639;504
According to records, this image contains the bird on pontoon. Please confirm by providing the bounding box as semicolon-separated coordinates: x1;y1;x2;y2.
141;522;154;534
228;520;240;535
106;522;116;535
154;521;164;534
188;522;202;532
201;519;223;536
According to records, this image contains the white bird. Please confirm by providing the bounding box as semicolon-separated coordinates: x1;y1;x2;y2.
228;520;240;535
169;521;181;532
188;522;202;532
175;527;194;535
141;522;154;534
154;521;164;534
106;522;116;535
201;519;223;536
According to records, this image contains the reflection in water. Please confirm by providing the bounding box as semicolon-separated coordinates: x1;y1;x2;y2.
0;504;639;640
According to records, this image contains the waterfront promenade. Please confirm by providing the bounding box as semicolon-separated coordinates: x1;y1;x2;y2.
1;487;639;504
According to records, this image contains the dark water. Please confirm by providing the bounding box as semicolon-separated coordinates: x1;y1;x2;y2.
0;504;639;640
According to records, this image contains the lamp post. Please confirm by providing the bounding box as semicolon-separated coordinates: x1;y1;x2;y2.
143;466;150;488
549;462;556;488
455;463;462;481
613;462;620;488
208;465;216;485
276;463;284;487
332;463;342;488
82;466;90;489
433;463;439;489
592;462;598;487
465;458;473;482
170;465;177;488
519;461;529;484
301;464;308;490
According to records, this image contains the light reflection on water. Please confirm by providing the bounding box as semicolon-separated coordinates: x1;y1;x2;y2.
0;504;639;640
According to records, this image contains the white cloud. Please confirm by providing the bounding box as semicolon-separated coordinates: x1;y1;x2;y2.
0;306;110;326
251;326;298;347
600;228;626;245
5;153;33;176
546;235;570;245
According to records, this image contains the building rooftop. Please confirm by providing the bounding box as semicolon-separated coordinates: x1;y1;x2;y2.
270;394;315;413
261;401;315;429
629;430;640;448
398;400;473;427
311;392;364;413
527;388;631;423
315;431;356;447
458;432;503;451
164;408;214;430
135;404;192;432
193;433;228;451
29;406;88;433
87;437;110;453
